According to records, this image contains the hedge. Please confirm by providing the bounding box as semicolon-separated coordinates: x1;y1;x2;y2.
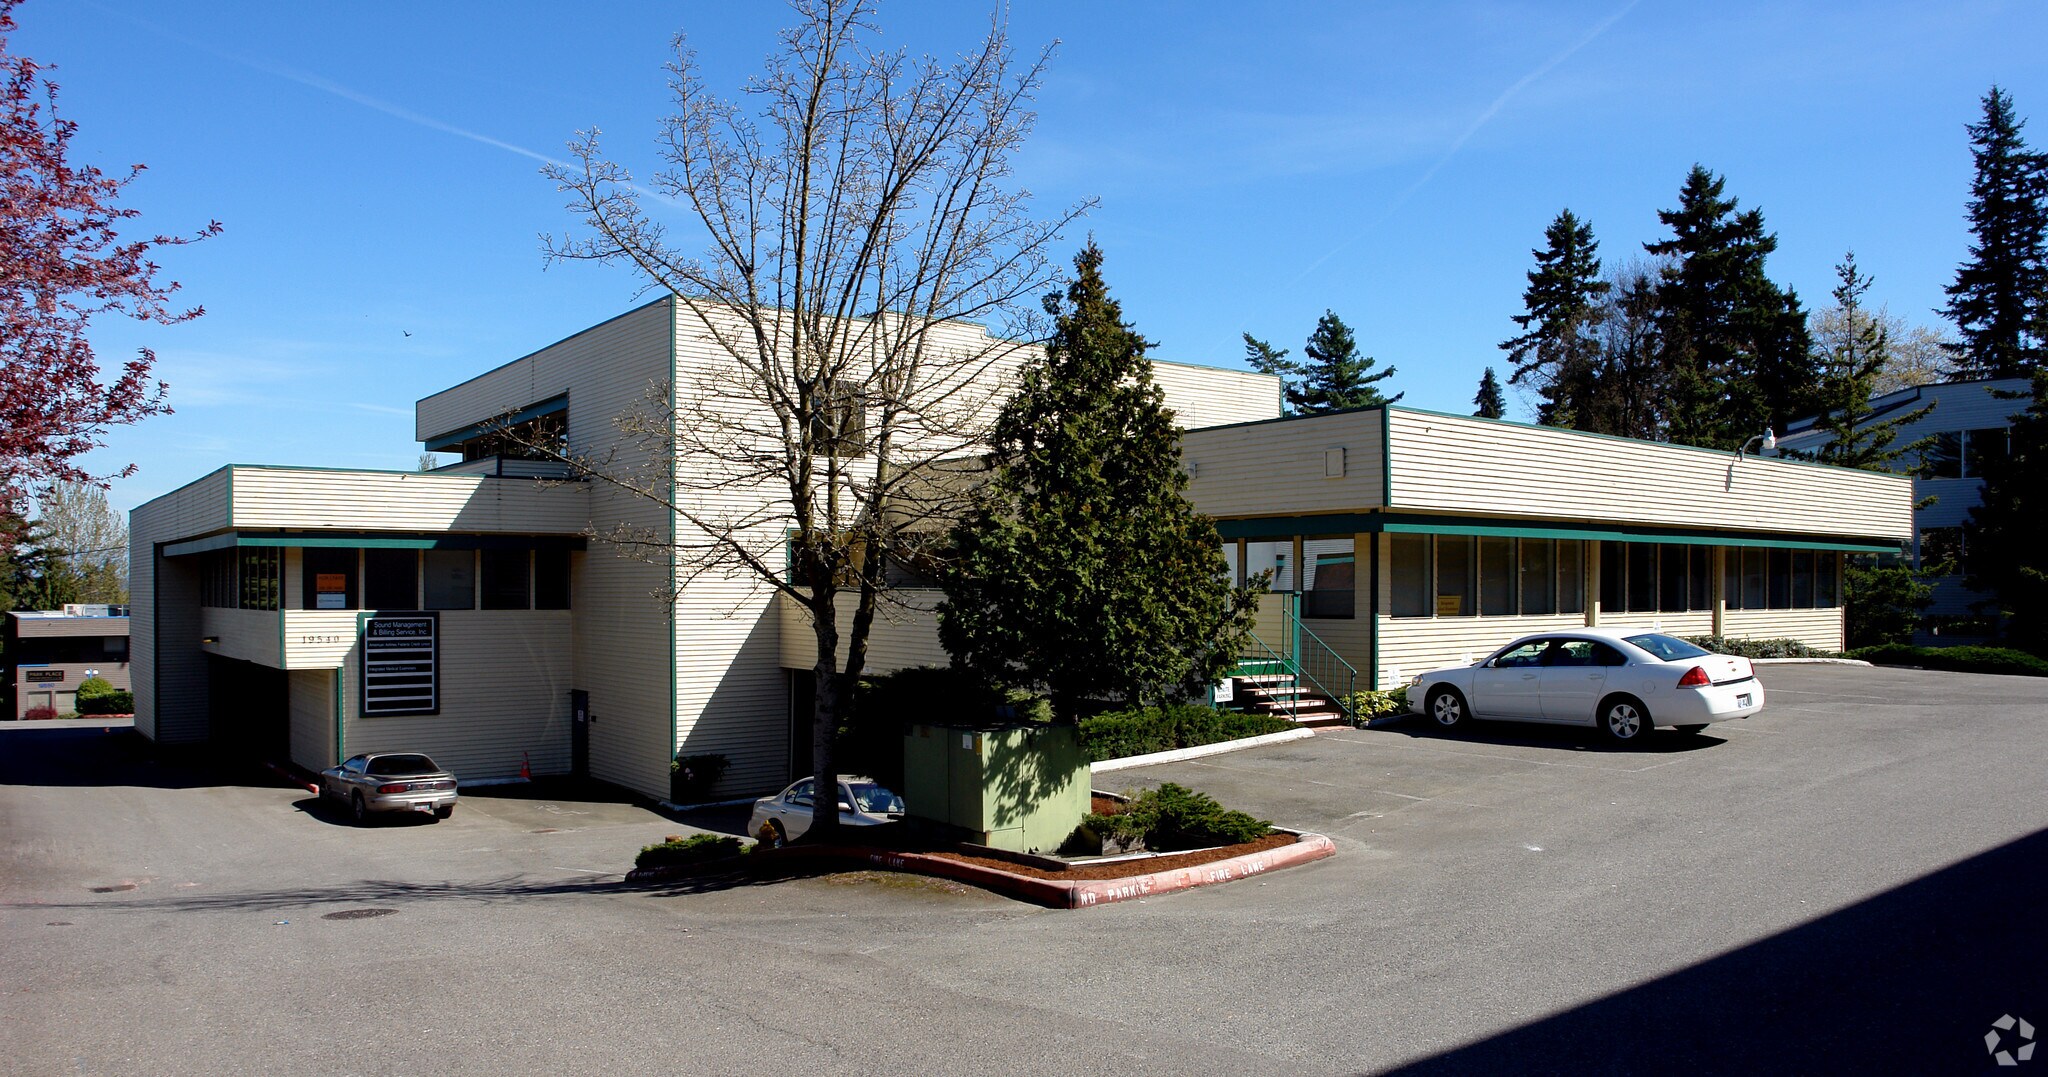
1083;782;1272;852
635;833;743;871
1077;704;1296;762
1847;643;2048;678
1682;636;1841;660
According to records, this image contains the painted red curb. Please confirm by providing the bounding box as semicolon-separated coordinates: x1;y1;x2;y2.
748;832;1337;909
262;759;319;795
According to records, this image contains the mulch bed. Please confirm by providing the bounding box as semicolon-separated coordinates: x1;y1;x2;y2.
926;832;1299;881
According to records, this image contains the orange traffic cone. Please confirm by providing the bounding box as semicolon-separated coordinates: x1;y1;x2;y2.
520;752;532;780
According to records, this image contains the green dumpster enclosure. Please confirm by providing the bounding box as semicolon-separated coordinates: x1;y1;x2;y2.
901;722;1090;854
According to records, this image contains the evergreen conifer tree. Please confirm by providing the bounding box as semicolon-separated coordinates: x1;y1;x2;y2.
1501;209;1609;425
1967;370;2048;650
938;244;1260;721
1810;254;1936;471
1241;333;1301;413
1942;86;2048;379
1472;367;1506;419
1290;310;1399;412
1646;166;1817;449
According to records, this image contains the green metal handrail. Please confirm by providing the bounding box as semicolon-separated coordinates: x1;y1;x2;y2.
1292;618;1357;720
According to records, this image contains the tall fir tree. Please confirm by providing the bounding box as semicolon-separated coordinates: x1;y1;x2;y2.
1241;333;1301;413
1291;310;1400;412
938;244;1260;721
1942;86;2048;379
1645;165;1817;449
1472;367;1505;419
1501;209;1609;426
1966;370;2048;651
1810;254;1936;472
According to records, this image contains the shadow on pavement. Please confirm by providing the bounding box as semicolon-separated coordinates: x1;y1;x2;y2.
1385;825;2048;1076
0;723;298;790
1368;714;1727;754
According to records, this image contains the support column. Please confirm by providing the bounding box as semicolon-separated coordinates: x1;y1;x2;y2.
1712;545;1727;637
1290;534;1305;593
1235;538;1248;588
1586;540;1601;627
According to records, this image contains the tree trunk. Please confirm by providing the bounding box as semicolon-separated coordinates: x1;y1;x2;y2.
807;597;842;842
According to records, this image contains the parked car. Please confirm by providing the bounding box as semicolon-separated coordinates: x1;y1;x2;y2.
748;775;905;846
319;752;459;824
1406;628;1764;741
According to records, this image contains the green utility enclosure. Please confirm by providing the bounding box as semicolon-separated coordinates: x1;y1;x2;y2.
901;722;1089;853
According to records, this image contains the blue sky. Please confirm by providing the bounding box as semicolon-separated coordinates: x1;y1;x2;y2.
16;0;2048;512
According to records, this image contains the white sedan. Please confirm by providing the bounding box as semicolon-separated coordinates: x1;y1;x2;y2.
1406;628;1764;742
747;775;905;846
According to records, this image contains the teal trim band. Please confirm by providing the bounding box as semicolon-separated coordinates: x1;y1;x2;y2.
423;393;569;451
165;531;587;557
1212;512;1900;553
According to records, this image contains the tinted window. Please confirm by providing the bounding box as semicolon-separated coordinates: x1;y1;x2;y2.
1390;533;1431;618
302;547;358;611
535;549;571;610
1519;539;1555;616
1437;537;1476;617
364;548;419;610
1479;537;1515;616
786;780;814;805
1547;640;1597;666
1624;633;1710;661
367;754;440;776
1557;540;1585;615
480;549;531;610
1592;642;1629;667
846;782;901;814
1492;640;1549;667
423;549;475;610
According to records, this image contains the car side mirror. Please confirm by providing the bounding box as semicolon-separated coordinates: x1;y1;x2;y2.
837;801;855;813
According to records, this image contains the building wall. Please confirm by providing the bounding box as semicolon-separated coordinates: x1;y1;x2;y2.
287;669;335;772
1152;360;1283;430
775;590;952;674
1385;408;1914;539
1723;608;1845;652
1183;410;1387;520
130;493;211;743
230;467;591;535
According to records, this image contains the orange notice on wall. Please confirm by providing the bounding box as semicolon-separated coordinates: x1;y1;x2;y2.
316;574;346;592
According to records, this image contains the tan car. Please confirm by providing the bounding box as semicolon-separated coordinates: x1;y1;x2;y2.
320;752;458;824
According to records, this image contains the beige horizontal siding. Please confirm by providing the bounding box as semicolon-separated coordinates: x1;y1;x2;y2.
288;669;336;771
335;609;575;783
1151;360;1282;430
9;617;129;639
1386;410;1913;541
1596;611;1716;637
284;610;366;669
1375;615;1590;689
1184;410;1387;520
201;608;281;668
1722;608;1845;652
229;468;590;535
775;590;950;674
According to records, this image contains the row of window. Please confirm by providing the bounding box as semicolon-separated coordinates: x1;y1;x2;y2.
1365;536;1844;619
1919;428;2008;480
198;547;571;612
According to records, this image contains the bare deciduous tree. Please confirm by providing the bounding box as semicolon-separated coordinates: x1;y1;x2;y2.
535;0;1087;839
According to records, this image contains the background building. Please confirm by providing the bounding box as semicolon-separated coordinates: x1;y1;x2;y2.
6;607;131;718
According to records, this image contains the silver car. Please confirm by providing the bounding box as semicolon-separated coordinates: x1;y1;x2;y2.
320;752;459;824
748;775;904;846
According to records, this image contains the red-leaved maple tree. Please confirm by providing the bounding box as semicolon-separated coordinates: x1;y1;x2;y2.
0;0;219;512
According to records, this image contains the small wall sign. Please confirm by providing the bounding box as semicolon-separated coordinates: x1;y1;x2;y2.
362;613;438;716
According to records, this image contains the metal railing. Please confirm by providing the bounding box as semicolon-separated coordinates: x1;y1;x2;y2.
1293;618;1357;719
1225;591;1359;721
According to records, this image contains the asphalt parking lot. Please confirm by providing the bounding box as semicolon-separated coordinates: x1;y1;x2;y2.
2;664;2044;1075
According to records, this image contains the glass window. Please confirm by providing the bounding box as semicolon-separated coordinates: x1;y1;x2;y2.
480;549;531;610
423;549;476;610
1688;546;1711;612
1519;539;1556;616
1624;633;1711;661
1246;541;1292;590
1964;428;2008;477
1920;431;1962;479
1491;640;1549;667
535;549;571;610
1599;541;1625;613
1390;533;1430;618
1627;543;1657;613
1436;536;1476;617
1478;536;1515;616
1792;550;1815;608
364;549;419;610
1742;548;1766;610
1557;540;1584;615
1768;548;1792;608
1816;552;1840;608
238;548;280;611
1723;547;1742;610
1658;545;1687;611
301;547;358;611
1303;540;1355;619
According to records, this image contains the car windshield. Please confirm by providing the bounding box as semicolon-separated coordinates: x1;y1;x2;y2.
1622;633;1711;661
846;782;902;814
367;754;441;777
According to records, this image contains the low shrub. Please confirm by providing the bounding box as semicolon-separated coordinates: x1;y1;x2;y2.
1340;687;1408;725
78;690;134;715
22;705;57;721
635;833;743;871
1848;643;2048;678
669;753;729;803
1078;704;1294;762
1083;782;1272;853
1681;636;1840;660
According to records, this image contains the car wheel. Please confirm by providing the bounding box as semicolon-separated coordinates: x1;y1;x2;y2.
1674;724;1707;736
1600;696;1650;742
1426;687;1469;730
760;820;787;849
435;805;454;820
350;792;371;826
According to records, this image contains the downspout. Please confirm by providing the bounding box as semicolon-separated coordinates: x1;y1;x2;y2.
667;298;680;780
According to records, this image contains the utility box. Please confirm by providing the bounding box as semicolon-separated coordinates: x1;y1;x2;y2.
901;722;1089;854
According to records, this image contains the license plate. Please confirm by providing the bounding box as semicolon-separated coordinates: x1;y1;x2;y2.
413;802;436;813
1736;693;1752;707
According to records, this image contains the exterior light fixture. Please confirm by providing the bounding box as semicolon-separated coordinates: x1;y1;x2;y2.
1735;428;1777;459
